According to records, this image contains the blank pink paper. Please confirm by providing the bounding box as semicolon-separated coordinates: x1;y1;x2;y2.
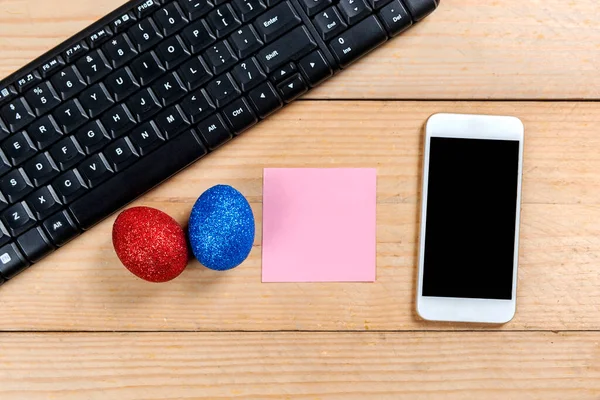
262;168;377;282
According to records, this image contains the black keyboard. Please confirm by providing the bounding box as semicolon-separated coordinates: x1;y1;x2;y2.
0;0;438;285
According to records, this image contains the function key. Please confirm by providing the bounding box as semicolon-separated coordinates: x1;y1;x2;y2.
16;71;41;93
154;3;189;36
111;12;137;33
0;98;35;133
0;86;17;107
298;0;332;16
338;0;372;25
102;34;138;69
298;50;332;86
232;0;266;22
63;41;89;63
328;15;387;67
40;57;65;78
178;0;214;20
0;243;30;280
128;18;163;52
253;1;300;43
206;4;241;39
378;0;412;37
136;0;161;18
276;73;307;102
24;82;61;117
247;81;282;118
222;97;257;135
313;7;346;41
88;26;113;48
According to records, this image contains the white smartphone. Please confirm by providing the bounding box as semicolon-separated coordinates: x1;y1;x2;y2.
417;113;524;324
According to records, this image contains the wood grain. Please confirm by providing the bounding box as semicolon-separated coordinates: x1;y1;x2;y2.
0;101;598;332
1;0;600;99
0;332;598;400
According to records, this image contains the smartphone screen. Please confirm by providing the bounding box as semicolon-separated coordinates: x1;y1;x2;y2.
422;137;521;300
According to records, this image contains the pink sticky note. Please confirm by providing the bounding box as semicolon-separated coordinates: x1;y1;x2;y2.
262;168;377;282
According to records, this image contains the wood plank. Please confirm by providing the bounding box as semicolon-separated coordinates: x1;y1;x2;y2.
1;0;599;99
0;101;598;331
0;332;598;399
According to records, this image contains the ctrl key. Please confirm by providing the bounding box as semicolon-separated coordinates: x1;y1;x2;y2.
0;243;30;281
43;210;80;247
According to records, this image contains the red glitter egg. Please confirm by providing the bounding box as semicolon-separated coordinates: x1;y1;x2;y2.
112;207;188;282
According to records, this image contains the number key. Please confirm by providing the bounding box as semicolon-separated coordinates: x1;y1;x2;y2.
154;3;189;36
51;66;87;100
338;0;371;25
24;82;61;116
0;98;35;133
313;7;346;40
102;34;138;68
76;50;112;84
128;18;163;52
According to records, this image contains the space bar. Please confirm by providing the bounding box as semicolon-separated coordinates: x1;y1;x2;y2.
69;130;208;230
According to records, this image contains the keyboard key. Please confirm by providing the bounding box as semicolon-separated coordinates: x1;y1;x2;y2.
206;4;241;38
26;185;62;220
127;88;162;122
155;35;191;69
298;0;332;16
128;18;163;52
102;34;138;68
338;0;371;25
155;105;190;138
111;12;136;33
231;58;266;91
63;41;89;63
313;7;346;40
51;66;87;100
76;50;112;84
27;115;63;150
0;98;35;133
254;2;300;43
368;0;391;9
0;169;33;203
129;122;164;155
24;82;61;117
205;40;238;75
206;73;241;108
101;104;137;138
23;152;59;187
378;0;412;37
178;0;214;20
49;136;85;171
276;73;307;102
229;26;262;59
105;67;140;101
0;151;13;178
248;81;282;118
53;169;87;203
75;121;111;155
2;132;36;166
257;26;317;73
329;16;387;67
180;89;216;123
78;83;115;118
152;72;188;106
271;62;297;83
130;52;165;86
16;71;41;93
181;20;216;53
2;202;36;236
0;243;30;280
178;56;213;90
79;153;114;187
154;3;189;36
43;210;79;247
232;0;266;22
88;26;113;48
196;113;231;149
222;97;257;134
17;226;54;263
298;50;332;86
136;0;161;18
105;138;139;171
69;130;207;229
53;99;89;133
40;57;65;78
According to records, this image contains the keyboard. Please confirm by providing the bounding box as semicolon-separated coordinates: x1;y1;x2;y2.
0;0;438;285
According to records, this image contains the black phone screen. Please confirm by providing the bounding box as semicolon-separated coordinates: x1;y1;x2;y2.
422;137;520;300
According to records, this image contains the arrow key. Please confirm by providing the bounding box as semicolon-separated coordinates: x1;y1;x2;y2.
248;82;282;118
271;62;297;83
338;0;371;25
276;73;307;103
298;50;332;86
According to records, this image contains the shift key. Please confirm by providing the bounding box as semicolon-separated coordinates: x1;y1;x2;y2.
257;26;317;73
329;16;388;68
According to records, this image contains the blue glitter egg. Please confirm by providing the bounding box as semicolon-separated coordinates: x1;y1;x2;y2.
188;185;255;271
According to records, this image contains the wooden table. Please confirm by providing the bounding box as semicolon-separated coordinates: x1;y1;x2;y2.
1;0;600;398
